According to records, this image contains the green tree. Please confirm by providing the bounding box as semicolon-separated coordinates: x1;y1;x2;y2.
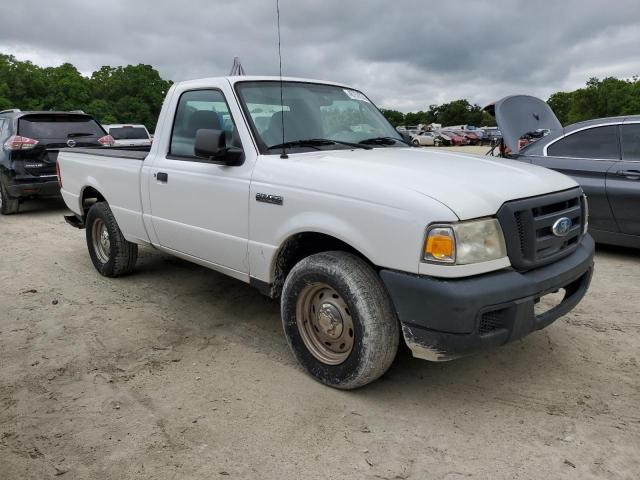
379;108;404;127
0;54;171;132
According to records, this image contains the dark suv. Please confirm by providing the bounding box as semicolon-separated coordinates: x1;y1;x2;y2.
0;109;113;214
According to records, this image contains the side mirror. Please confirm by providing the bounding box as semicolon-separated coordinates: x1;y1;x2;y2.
194;129;243;166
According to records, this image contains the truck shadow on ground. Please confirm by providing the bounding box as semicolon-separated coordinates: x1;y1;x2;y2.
11;197;69;216
128;247;572;403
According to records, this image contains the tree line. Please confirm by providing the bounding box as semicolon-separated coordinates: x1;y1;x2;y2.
381;76;640;128
0;54;172;131
1;53;638;132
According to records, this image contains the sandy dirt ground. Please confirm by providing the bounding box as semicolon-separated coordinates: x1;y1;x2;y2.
1;199;639;479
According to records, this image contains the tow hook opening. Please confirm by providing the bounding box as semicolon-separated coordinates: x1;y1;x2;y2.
534;288;566;317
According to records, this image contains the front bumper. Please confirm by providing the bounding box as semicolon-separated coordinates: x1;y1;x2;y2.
7;179;60;198
380;234;595;361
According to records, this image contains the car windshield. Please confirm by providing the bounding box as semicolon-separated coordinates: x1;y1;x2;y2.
235;81;404;153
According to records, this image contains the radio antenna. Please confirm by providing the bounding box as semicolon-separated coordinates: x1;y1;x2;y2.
276;0;288;159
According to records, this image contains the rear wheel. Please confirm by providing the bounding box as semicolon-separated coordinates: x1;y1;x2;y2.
281;251;399;389
0;176;19;215
412;138;420;147
85;202;138;277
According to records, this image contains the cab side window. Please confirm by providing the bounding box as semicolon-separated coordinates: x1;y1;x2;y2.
169;89;238;158
547;125;619;159
621;124;640;161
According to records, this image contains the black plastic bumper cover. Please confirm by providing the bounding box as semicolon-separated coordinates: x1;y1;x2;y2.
380;234;595;361
7;180;60;198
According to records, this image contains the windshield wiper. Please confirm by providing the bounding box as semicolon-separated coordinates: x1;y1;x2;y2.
67;132;95;138
359;136;408;146
267;138;372;151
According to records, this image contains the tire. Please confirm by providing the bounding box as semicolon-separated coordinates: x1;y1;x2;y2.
434;139;442;147
0;176;19;215
412;139;420;147
85;202;138;277
281;251;399;389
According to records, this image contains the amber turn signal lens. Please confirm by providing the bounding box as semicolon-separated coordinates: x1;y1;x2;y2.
424;227;455;263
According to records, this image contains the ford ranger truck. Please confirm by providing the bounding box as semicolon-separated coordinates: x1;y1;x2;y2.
57;76;595;389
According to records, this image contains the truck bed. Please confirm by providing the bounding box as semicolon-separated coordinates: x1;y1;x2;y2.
60;146;150;161
58;147;151;245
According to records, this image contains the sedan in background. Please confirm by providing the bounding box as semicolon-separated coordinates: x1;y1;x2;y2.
411;131;444;147
440;130;469;146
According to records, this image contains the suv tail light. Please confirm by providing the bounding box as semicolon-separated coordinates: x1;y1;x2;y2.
98;135;115;147
4;135;39;151
56;161;62;189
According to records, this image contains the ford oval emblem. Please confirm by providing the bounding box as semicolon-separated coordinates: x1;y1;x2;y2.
66;139;76;148
552;217;572;237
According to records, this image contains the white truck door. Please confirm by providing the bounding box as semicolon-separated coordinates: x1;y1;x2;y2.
147;86;252;275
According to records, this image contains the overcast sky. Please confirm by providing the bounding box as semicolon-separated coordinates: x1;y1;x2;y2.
1;0;639;111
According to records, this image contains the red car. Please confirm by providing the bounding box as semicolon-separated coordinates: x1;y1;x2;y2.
440;130;469;146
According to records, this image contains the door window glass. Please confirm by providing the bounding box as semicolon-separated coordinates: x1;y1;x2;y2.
547;125;619;159
621;124;640;161
170;89;237;158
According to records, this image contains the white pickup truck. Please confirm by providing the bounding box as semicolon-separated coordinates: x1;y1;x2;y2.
58;76;595;389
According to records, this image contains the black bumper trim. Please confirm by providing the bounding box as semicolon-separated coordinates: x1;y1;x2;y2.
7;179;60;198
380;234;595;361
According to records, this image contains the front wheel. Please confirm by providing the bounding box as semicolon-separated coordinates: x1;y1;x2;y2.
412;139;420;147
281;251;399;389
85;202;138;277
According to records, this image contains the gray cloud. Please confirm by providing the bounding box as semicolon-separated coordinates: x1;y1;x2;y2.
1;0;639;111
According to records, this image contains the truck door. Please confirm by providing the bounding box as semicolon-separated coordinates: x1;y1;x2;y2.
606;123;640;236
148;87;251;275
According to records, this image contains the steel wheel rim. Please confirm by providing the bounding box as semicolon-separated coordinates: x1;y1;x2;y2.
92;218;111;263
296;282;355;365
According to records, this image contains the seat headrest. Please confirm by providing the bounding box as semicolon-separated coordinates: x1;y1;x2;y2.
187;110;221;136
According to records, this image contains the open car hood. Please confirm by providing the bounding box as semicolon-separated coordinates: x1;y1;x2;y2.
484;95;562;153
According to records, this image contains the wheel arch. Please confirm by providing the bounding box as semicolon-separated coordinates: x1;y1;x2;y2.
266;230;378;299
79;185;107;218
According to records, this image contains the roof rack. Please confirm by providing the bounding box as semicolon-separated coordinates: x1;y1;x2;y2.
0;108;21;114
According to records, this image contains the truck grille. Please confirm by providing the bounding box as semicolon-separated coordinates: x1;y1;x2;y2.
497;188;585;271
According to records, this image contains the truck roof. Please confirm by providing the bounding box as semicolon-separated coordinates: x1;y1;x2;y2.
175;75;352;89
0;110;92;119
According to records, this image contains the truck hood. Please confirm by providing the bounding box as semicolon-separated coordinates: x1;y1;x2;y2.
285;147;577;220
484;95;562;153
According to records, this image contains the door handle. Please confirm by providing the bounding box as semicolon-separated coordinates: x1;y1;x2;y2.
155;172;168;183
618;169;640;180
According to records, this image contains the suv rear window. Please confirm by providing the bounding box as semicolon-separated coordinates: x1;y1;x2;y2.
108;127;149;140
18;114;105;139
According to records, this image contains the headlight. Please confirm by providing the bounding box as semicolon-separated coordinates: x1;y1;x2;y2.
423;218;507;265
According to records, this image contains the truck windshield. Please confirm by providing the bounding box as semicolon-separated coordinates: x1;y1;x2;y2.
109;127;149;140
235;81;404;153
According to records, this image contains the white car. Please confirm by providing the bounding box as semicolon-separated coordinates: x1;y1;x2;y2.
411;131;443;147
57;76;595;389
103;124;152;147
